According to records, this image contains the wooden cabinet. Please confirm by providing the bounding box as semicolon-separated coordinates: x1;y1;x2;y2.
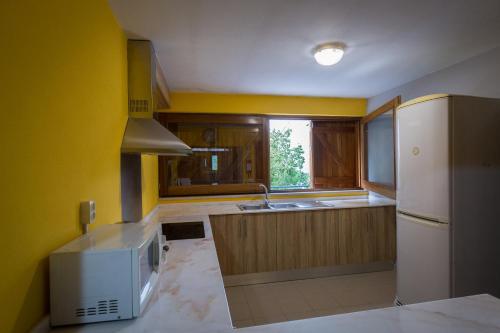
276;210;339;270
307;210;340;268
210;213;276;275
210;214;244;275
211;206;395;276
276;211;310;270
337;206;396;265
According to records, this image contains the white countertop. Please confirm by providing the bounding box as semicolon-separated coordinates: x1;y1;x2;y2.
46;203;500;333
153;193;396;217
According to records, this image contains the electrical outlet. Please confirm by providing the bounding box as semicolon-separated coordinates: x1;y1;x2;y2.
80;201;96;225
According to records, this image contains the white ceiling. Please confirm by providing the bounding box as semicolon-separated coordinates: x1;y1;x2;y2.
109;0;500;98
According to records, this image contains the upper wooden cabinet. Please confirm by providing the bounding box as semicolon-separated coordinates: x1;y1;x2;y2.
211;206;396;276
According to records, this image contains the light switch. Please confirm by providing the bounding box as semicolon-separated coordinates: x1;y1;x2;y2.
80;201;96;225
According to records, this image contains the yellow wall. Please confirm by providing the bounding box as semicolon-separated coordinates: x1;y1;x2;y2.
165;92;367;116
0;1;160;332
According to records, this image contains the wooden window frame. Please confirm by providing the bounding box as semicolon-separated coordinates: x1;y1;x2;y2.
360;96;401;199
156;113;269;197
157;113;364;197
267;115;362;193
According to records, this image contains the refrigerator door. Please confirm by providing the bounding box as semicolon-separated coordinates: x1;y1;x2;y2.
396;97;450;222
397;212;450;305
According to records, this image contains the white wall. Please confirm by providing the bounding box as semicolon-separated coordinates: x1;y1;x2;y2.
367;46;500;112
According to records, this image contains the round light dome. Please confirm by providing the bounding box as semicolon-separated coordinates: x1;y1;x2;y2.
313;43;345;66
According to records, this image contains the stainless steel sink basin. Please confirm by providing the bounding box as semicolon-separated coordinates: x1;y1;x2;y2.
237;202;299;211
269;203;299;210
237;201;332;211
294;201;332;208
237;203;270;211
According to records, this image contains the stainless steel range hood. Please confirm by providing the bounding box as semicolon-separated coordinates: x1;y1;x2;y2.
121;40;191;223
121;118;191;156
121;40;191;156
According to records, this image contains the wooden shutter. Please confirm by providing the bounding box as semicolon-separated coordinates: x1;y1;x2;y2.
311;120;359;189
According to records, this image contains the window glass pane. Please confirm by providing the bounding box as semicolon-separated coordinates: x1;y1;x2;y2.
365;110;394;186
161;121;264;196
269;119;311;190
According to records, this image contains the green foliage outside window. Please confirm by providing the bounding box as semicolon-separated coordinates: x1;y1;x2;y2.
270;128;310;189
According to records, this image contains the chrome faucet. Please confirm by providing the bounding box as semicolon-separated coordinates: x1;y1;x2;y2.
258;184;270;207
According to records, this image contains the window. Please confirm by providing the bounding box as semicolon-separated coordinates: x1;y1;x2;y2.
361;96;400;198
269;119;312;191
157;113;361;197
157;113;268;196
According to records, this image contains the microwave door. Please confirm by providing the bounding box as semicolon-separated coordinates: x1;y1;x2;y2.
137;231;162;316
139;238;159;303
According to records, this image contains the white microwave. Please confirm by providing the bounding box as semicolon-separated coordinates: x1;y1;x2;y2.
49;222;162;326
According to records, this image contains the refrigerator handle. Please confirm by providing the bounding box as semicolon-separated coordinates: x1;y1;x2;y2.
397;209;449;224
397;211;448;228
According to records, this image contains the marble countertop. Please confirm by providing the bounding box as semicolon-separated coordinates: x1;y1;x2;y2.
47;208;500;333
154;193;396;217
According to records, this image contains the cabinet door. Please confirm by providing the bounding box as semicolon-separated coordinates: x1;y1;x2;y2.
337;207;396;265
242;213;277;273
338;208;370;264
307;210;339;267
377;206;396;261
276;211;309;270
361;206;396;262
210;214;245;275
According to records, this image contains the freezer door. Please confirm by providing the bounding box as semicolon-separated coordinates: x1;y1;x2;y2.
397;212;450;305
396;97;450;222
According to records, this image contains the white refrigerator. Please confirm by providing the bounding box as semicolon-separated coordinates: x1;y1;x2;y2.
396;94;500;305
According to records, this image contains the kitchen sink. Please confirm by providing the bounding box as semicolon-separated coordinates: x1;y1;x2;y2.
295;201;332;208
269;203;299;209
237;203;270;211
237;200;333;211
237;202;300;211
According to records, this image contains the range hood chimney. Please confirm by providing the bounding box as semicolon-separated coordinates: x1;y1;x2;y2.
121;40;191;222
121;40;191;156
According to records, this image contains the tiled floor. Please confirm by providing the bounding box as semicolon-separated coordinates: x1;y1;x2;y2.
225;270;396;328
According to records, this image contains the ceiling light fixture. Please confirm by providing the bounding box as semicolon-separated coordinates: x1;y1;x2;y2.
313;42;346;66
